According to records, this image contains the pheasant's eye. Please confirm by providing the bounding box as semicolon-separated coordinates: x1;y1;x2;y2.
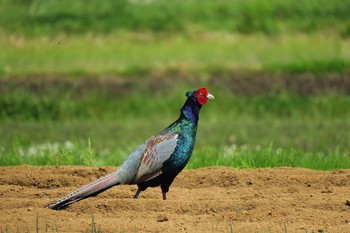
199;92;203;96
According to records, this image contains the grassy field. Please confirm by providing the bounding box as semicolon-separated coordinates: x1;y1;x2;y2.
1;0;350;36
1;32;350;76
1;0;349;75
0;0;349;170
1;83;349;170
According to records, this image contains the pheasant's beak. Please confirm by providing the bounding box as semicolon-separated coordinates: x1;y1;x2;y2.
207;93;215;99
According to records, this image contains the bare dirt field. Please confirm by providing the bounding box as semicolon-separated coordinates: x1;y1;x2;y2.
0;166;349;232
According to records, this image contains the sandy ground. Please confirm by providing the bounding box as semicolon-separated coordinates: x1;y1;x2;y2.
0;166;349;233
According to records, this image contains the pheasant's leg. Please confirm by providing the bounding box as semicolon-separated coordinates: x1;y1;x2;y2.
161;183;171;200
162;191;167;200
133;188;142;199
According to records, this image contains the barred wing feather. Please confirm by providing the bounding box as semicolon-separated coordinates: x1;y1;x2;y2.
134;133;178;183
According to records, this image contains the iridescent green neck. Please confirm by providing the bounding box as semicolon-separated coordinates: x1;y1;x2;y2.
180;96;201;124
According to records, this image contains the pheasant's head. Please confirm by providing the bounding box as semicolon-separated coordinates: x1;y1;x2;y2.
186;87;214;105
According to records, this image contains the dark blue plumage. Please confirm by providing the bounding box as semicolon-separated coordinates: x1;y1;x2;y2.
46;87;214;210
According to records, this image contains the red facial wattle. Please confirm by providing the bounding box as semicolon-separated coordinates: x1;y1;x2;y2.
195;87;209;105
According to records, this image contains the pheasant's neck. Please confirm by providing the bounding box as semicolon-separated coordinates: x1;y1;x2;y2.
180;98;201;124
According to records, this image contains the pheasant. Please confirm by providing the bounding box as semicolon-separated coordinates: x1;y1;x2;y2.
46;87;214;210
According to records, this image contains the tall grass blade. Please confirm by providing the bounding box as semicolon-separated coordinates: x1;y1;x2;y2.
45;217;48;232
283;222;288;233
91;211;96;233
36;213;39;233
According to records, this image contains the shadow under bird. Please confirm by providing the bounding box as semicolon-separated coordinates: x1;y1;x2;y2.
46;87;214;210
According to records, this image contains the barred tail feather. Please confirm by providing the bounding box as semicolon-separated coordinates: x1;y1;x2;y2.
45;172;120;210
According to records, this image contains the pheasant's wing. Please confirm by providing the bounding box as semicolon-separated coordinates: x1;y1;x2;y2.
134;133;178;183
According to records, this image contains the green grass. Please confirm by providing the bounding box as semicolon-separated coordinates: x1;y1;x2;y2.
0;89;349;170
190;144;350;170
1;0;350;36
1;32;349;76
0;0;349;171
1;138;349;170
1;0;349;76
0;214;59;233
0;212;100;233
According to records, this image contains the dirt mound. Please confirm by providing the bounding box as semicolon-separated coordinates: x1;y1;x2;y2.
0;166;349;232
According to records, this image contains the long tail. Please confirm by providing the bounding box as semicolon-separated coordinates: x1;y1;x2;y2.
45;172;120;210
